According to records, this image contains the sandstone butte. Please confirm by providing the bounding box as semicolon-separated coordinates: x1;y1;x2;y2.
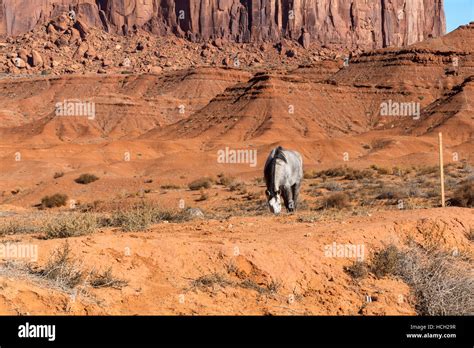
0;0;445;49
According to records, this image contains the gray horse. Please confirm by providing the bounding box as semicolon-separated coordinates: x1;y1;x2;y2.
264;146;303;214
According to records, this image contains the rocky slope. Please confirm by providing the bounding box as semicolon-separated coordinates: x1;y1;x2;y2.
0;0;445;49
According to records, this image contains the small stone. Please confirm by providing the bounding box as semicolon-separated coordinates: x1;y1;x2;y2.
12;57;27;68
186;208;204;218
102;59;113;67
149;66;163;74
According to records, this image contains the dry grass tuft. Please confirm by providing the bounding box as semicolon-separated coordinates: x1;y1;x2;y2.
44;213;98;239
321;193;350;209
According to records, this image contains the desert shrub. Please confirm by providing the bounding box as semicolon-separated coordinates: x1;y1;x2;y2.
0;219;37;236
320;182;342;191
27;243;128;290
316;167;350;178
322;193;350;209
448;179;474;208
160;184;181;190
53;172;64;179
370;243;474;315
370;165;390;175
468;228;474;242
228;181;246;193
196;190;209;202
344;260;369;279
28;242;84;288
416;166;438;176
217;173;235;186
89;267;128;289
75;173;99;185
190;273;233;290
111;206;154;232
396;245;474;315
425;189;440;198
375;186;408;200
343;168;373;180
44;213;98;239
371;138;393;151
111;202;191;232
188;177;213;191
41;193;68;208
371;244;402;278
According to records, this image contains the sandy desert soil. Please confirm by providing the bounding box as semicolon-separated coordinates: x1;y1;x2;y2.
0;205;472;316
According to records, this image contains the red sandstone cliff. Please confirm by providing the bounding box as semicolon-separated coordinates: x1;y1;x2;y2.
0;0;445;48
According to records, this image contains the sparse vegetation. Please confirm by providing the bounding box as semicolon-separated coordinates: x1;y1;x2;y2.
448;179;474;208
321;193;350;209
75;173;99;185
370;165;390;175
344;260;369;279
41;193;68;208
111;205;154;232
190;273;233;290
375;186;408;200
110;202;191;232
44;213;98;239
309;166;373;181
371;138;393;151
27;242;84;289
189;271;281;296
0;219;38;236
160;184;181;190
188;177;213;191
320;182;342;191
196;189;209;202
217;173;235;186
228;181;246;193
368;243;474;315
371;244;402;278
89;267;128;289
27;243;128;290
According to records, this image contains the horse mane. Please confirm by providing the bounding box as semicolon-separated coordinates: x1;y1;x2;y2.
266;146;287;195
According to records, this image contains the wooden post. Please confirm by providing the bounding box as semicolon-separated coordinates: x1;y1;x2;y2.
439;132;445;207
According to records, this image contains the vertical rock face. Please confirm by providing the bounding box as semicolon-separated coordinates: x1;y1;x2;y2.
0;0;446;49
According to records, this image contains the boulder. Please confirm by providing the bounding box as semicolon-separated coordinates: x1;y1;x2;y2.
29;50;44;67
